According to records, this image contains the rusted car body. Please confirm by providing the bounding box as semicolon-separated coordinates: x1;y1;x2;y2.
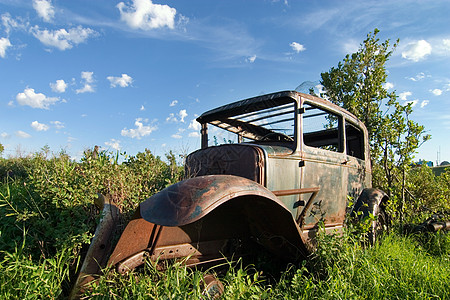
72;91;388;296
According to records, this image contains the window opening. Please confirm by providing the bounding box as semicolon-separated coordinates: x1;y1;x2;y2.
303;103;342;152
206;102;296;147
346;123;364;159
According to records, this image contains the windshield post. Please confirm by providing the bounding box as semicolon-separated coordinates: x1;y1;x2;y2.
201;123;208;149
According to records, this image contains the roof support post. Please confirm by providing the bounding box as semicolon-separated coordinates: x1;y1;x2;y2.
201;123;208;149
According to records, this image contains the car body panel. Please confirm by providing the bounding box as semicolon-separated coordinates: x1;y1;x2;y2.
139;174;289;227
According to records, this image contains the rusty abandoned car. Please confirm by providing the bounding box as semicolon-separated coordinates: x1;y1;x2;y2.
72;90;389;296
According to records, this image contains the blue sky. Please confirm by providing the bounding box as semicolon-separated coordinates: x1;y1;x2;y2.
0;0;449;164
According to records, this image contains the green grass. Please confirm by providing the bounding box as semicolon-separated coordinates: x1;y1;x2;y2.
0;236;72;299
0;151;449;299
292;233;450;299
1;231;448;299
76;233;450;299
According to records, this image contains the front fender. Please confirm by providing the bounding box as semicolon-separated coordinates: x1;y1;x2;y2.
140;175;289;227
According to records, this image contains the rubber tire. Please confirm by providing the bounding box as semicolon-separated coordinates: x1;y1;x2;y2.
352;195;389;245
367;202;389;245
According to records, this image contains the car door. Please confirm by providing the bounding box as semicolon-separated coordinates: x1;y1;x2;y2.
298;102;348;237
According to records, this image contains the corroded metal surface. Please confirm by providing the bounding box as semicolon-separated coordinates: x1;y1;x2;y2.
74;90;382;295
108;180;309;275
186;144;265;185
428;220;450;231
107;210;156;266
70;194;120;299
140;175;287;226
128;90;374;265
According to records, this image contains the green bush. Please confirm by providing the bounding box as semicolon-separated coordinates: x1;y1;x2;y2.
0;147;449;299
373;163;450;225
0;148;183;298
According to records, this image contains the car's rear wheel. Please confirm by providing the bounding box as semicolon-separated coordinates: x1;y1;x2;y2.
367;202;389;244
351;190;390;245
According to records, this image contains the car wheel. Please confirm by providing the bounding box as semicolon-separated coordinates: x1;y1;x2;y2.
367;203;389;244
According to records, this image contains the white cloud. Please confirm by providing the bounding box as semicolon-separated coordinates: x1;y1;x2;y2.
76;71;95;94
443;39;450;50
16;87;60;109
188;118;201;137
121;118;157;139
405;100;418;107
32;25;97;51
117;0;177;30
342;39;359;54
178;109;187;122
31;121;49;131
430;89;442;96
399;91;412;101
107;74;133;88
188;131;200;137
188;118;201;131
166;110;187;123
140;105;145;111
33;0;55;22
271;0;289;5
169;100;178;107
384;82;394;90
407;72;427;82
290;42;306;53
434;39;450;57
1;132;10;139
15;130;31;138
401;40;432;62
76;84;94;94
105;139;121;150
50;79;67;93
166;113;177;122
0;37;12;58
421;100;429;108
171;128;185;139
81;71;94;82
247;55;256;63
51;120;64;129
1;13;29;35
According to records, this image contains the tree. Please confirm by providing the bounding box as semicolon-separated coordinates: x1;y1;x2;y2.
319;29;430;221
0;143;4;157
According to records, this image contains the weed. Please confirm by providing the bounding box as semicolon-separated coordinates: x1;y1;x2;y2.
0;149;448;299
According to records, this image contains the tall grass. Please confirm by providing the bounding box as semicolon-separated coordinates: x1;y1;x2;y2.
78;231;449;299
285;232;450;299
0;149;449;299
0;236;72;299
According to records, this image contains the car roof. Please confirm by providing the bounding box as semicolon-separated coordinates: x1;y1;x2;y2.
197;90;361;126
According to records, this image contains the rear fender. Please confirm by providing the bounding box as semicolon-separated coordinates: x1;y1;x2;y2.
140;175;289;226
351;188;389;219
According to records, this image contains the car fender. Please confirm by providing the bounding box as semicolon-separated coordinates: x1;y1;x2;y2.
351;188;389;218
140;175;308;258
140;174;293;227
